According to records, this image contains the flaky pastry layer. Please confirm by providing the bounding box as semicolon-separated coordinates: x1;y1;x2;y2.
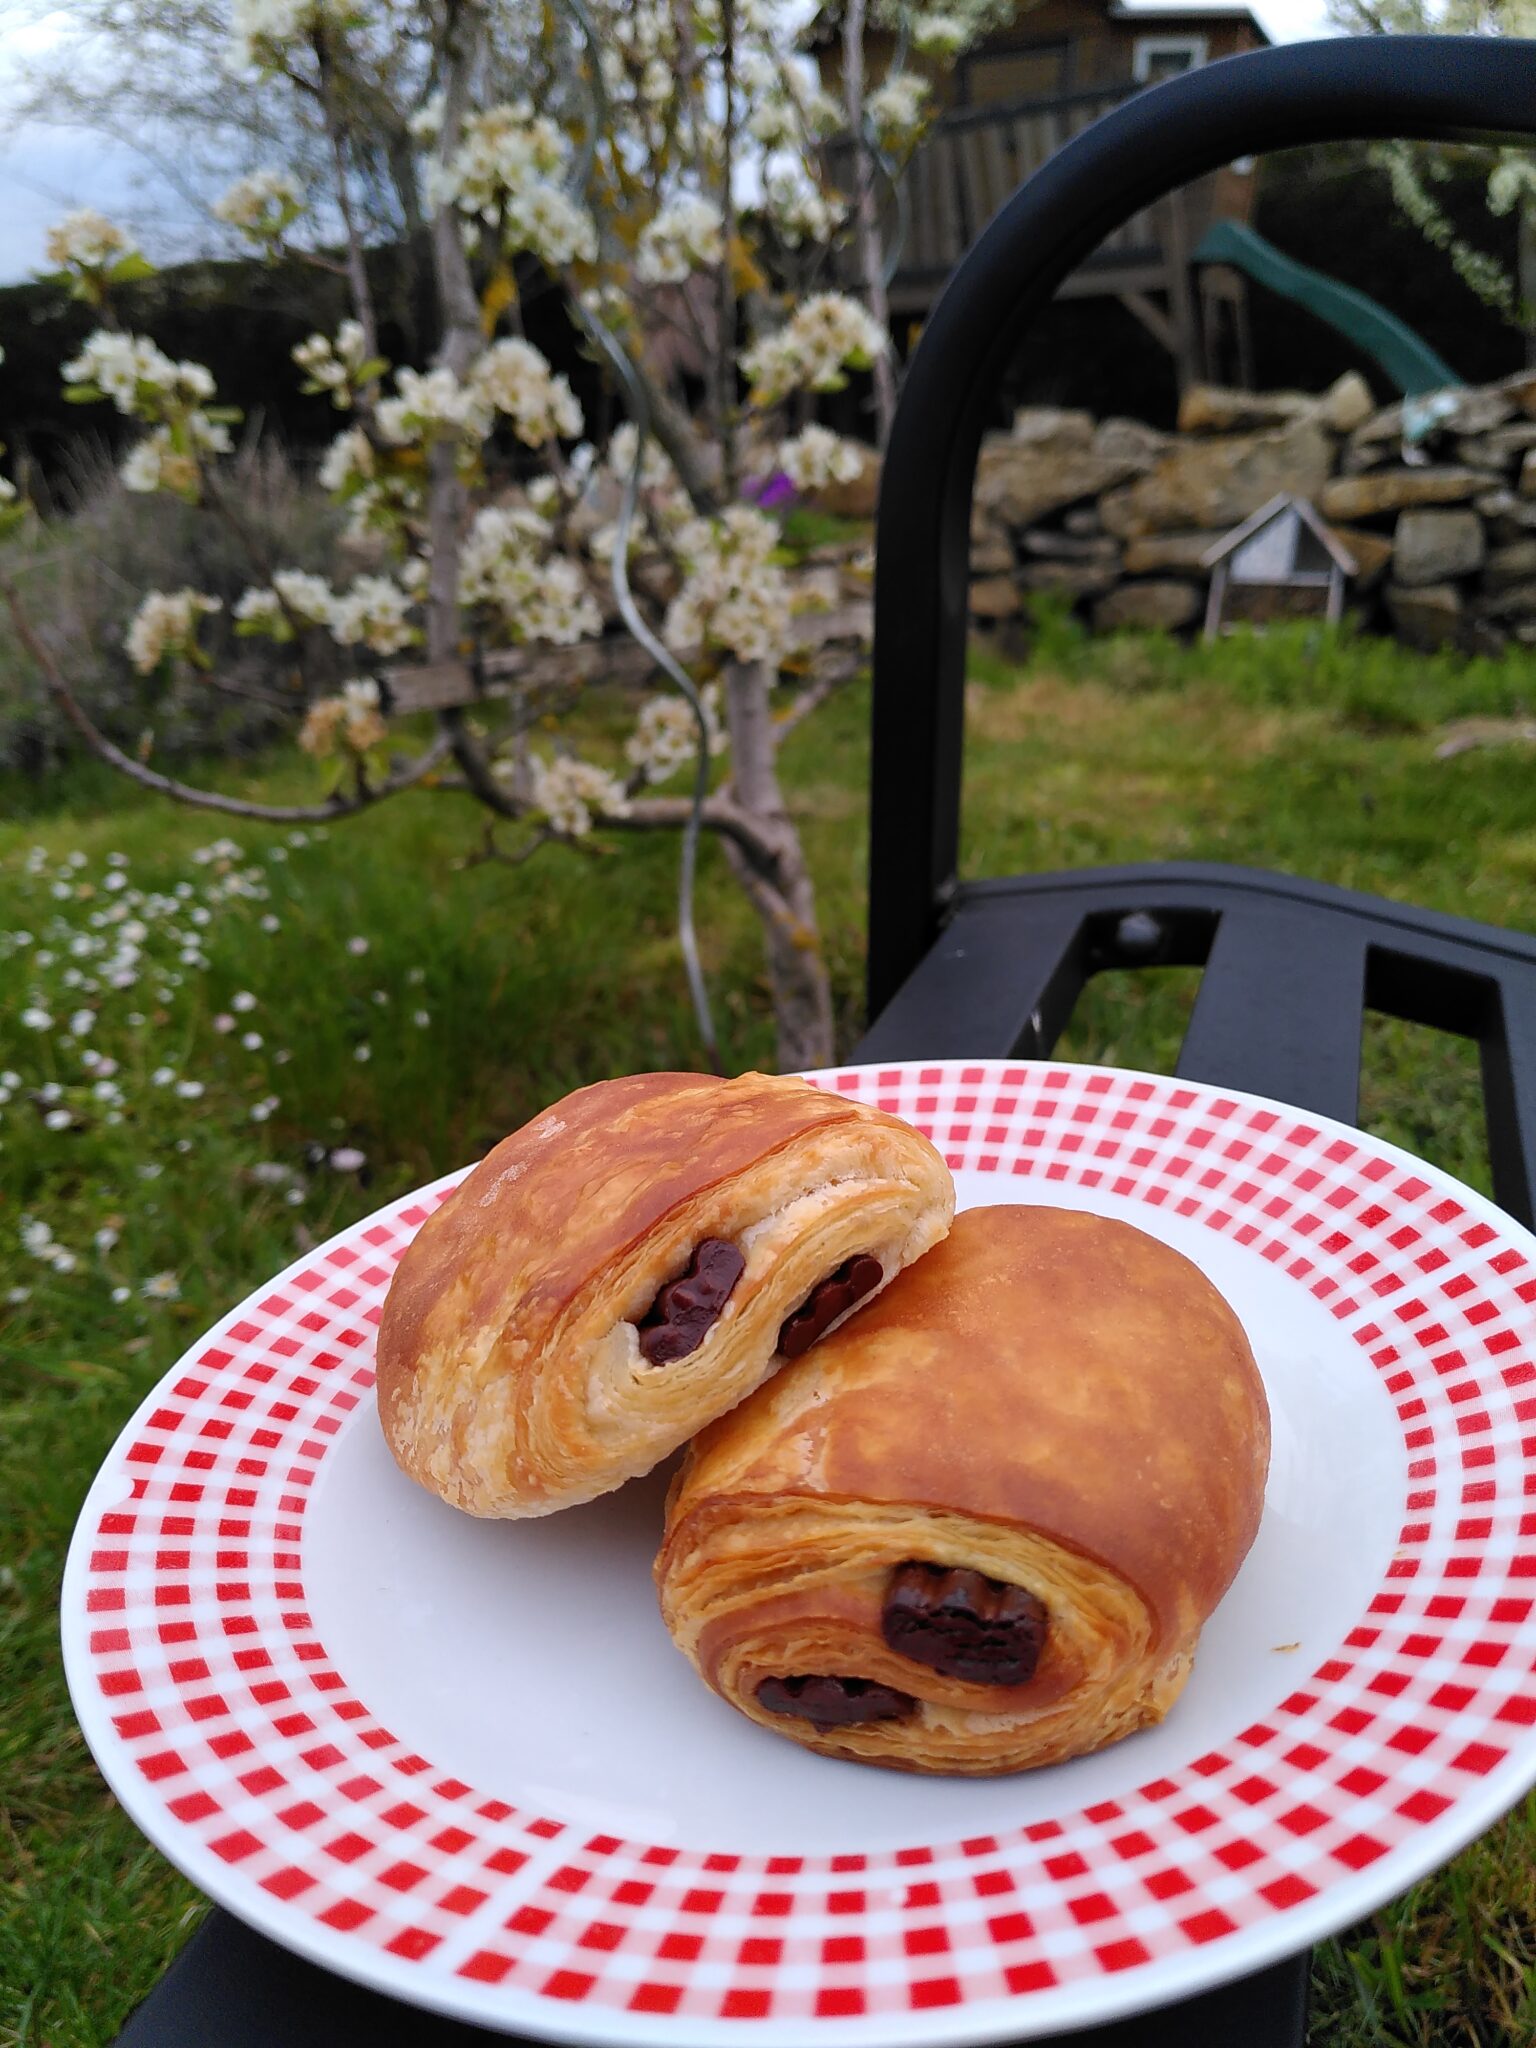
375;1072;954;1516
655;1204;1269;1775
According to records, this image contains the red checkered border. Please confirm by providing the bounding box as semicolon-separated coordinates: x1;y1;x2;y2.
74;1062;1536;2026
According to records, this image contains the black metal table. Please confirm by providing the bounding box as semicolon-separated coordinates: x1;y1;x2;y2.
109;32;1536;2048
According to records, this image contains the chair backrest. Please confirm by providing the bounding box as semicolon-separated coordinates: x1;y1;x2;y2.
866;36;1536;1019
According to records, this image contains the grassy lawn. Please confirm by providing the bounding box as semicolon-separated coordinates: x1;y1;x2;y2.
5;615;1536;2045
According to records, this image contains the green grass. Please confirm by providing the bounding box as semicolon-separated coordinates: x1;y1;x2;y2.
6;618;1536;2045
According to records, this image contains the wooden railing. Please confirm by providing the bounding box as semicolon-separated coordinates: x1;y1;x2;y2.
836;80;1231;308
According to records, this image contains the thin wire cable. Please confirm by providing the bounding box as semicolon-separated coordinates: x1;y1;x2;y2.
561;0;722;1069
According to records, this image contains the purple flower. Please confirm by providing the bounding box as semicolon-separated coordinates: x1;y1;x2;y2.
741;470;797;511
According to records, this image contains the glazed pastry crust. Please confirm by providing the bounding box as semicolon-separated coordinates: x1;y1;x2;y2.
375;1072;954;1517
656;1204;1270;1775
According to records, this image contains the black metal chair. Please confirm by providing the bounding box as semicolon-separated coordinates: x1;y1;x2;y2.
857;38;1536;1234
113;33;1536;2048
849;30;1536;2047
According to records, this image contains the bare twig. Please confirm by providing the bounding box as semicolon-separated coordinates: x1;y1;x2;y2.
314;25;382;364
460;818;558;867
1;568;452;825
774;650;865;737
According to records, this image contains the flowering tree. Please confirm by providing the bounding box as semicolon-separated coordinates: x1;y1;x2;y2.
1328;0;1536;357
2;0;1008;1073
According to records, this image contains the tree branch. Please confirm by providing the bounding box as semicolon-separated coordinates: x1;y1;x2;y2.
842;0;896;447
0;568;452;825
313;28;380;363
440;705;520;816
607;791;781;871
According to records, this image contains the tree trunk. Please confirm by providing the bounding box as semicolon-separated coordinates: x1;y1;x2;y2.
720;659;834;1073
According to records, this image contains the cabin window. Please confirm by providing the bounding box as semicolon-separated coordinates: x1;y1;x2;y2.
1132;34;1209;83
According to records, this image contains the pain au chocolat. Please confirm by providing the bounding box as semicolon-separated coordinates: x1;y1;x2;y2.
656;1204;1269;1775
375;1072;954;1517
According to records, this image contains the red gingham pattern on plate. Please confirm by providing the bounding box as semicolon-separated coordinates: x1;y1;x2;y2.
64;1062;1536;2043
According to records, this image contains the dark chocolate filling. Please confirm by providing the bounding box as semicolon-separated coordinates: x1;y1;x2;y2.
882;1562;1048;1686
636;1238;745;1365
777;1253;883;1359
755;1674;917;1728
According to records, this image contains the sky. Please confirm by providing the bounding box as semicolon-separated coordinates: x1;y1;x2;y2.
0;0;1340;287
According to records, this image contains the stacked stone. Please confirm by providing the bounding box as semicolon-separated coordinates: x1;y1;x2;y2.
963;368;1536;649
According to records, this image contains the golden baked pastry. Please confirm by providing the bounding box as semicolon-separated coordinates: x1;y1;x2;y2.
656;1204;1269;1775
375;1071;954;1517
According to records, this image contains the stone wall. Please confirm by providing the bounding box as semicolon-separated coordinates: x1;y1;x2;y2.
967;370;1536;648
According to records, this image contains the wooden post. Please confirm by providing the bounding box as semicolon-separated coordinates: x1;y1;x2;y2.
1159;188;1204;392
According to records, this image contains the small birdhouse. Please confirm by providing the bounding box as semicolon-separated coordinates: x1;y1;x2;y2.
1200;493;1357;640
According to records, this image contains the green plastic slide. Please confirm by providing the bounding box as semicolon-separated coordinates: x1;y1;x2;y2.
1193;217;1461;396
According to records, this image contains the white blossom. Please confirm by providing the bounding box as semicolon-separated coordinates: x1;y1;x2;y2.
63;332;212;418
606;420;679;494
46;209;133;271
408;90;445;145
457;505;600;644
227;0;346;70
866;73;931;146
625;683;726;783
502;181;598;268
469;340;583;447
909;11;972;57
233;587;285;635
429;102;567;219
273;569;335;626
318;425;374;492
299;679;387;757
141;1270;180;1300
124;589;222;674
665;506;792;665
742;293;889;404
328;575;417;654
119;415;230;495
761;167;846;250
777;424;865;492
20;1007;52;1031
292;321;373;408
529;753;629;837
214;167;302;238
637;197;724;283
428;101;595;265
376;365;491;448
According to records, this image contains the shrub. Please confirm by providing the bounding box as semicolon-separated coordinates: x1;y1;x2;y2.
0;442;345;776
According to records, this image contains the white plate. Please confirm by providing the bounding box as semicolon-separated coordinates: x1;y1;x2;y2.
62;1061;1536;2044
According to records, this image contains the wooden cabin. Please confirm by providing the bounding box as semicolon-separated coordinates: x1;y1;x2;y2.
817;2;1270;388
